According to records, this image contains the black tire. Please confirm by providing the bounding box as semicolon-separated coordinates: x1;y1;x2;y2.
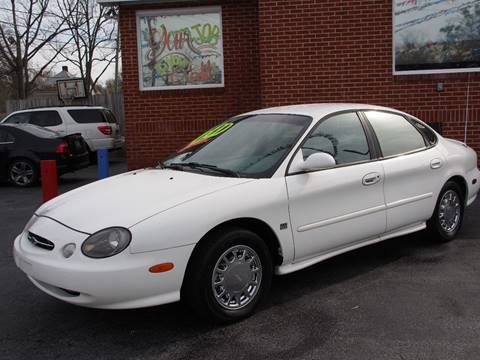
427;181;464;242
8;158;39;187
182;227;273;323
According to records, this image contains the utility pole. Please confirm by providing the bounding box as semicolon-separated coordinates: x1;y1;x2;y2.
103;6;120;93
114;17;120;94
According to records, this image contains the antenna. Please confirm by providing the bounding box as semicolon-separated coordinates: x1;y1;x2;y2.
464;72;471;144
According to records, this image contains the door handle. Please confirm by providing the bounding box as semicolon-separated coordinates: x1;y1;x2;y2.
430;158;443;169
362;172;381;186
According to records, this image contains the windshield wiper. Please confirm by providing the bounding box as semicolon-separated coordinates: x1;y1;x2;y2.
170;162;240;177
158;162;185;171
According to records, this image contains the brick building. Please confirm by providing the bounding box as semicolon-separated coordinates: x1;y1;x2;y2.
98;0;480;170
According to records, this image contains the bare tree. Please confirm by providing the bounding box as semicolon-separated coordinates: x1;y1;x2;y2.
55;0;117;95
0;0;70;99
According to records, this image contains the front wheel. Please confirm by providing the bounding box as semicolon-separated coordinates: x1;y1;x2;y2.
182;228;273;323
427;181;464;242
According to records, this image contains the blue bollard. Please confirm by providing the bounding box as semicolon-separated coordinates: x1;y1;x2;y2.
97;149;109;179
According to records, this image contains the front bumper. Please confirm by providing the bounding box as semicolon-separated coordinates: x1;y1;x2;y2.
13;216;194;309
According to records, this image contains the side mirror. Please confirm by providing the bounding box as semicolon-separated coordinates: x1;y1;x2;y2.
300;152;336;171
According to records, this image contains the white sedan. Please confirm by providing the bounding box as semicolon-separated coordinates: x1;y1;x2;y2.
13;104;480;322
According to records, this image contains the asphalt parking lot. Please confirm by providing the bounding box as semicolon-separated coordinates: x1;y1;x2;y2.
1;160;480;360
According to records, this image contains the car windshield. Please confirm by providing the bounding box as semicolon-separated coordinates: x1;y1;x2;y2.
162;114;312;178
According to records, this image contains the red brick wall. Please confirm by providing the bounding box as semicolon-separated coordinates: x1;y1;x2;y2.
119;0;261;169
257;0;480;152
120;0;480;169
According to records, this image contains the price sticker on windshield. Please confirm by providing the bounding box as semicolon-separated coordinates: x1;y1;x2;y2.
178;122;234;153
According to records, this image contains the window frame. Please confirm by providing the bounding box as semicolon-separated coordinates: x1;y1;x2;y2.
360;110;437;160
286;110;378;176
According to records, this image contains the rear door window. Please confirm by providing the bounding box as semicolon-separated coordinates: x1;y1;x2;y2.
29;111;62;127
68;109;107;124
364;111;427;157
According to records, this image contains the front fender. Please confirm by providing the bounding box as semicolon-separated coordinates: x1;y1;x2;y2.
128;177;295;264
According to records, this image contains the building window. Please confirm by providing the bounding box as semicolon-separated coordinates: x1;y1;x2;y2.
136;6;224;91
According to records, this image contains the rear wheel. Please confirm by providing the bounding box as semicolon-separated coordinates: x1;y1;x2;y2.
8;158;38;187
182;227;273;323
427;181;464;242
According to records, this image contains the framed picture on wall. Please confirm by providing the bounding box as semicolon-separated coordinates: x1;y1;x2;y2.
136;6;224;91
393;0;480;75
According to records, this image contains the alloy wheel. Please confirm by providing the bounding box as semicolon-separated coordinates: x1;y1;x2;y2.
10;161;35;186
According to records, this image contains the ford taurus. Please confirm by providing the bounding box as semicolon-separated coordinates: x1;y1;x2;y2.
13;104;480;322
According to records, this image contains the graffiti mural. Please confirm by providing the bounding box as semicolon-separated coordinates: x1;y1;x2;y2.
137;8;224;90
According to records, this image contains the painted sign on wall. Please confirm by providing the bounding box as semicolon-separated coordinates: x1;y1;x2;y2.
393;0;480;74
137;7;224;90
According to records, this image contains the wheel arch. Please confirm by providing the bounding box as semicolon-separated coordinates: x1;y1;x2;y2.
7;155;39;170
181;217;283;291
446;175;468;205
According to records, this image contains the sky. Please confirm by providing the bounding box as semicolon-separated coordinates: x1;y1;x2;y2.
0;0;119;86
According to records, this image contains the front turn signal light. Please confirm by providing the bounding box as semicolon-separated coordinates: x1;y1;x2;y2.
149;263;174;273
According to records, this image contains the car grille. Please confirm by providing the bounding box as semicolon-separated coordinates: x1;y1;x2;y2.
27;232;55;251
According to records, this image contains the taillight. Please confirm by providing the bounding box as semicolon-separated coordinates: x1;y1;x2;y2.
98;125;112;135
55;141;70;155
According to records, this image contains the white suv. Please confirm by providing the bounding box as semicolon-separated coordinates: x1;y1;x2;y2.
1;106;124;158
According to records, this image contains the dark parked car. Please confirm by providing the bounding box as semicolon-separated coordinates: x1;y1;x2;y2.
0;124;89;187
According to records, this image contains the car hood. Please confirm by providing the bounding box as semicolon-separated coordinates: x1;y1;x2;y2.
35;168;253;234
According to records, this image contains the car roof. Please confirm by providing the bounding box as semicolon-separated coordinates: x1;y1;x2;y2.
9;106;107;114
241;103;399;119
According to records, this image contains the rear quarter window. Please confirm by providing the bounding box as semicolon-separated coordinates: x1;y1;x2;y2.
68;109;107;124
410;119;438;146
103;110;118;124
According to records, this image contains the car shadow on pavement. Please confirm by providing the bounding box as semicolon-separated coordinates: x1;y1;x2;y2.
266;231;445;307
4;222;473;360
41;234;440;330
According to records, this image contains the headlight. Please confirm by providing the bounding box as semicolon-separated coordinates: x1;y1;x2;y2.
81;227;131;259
